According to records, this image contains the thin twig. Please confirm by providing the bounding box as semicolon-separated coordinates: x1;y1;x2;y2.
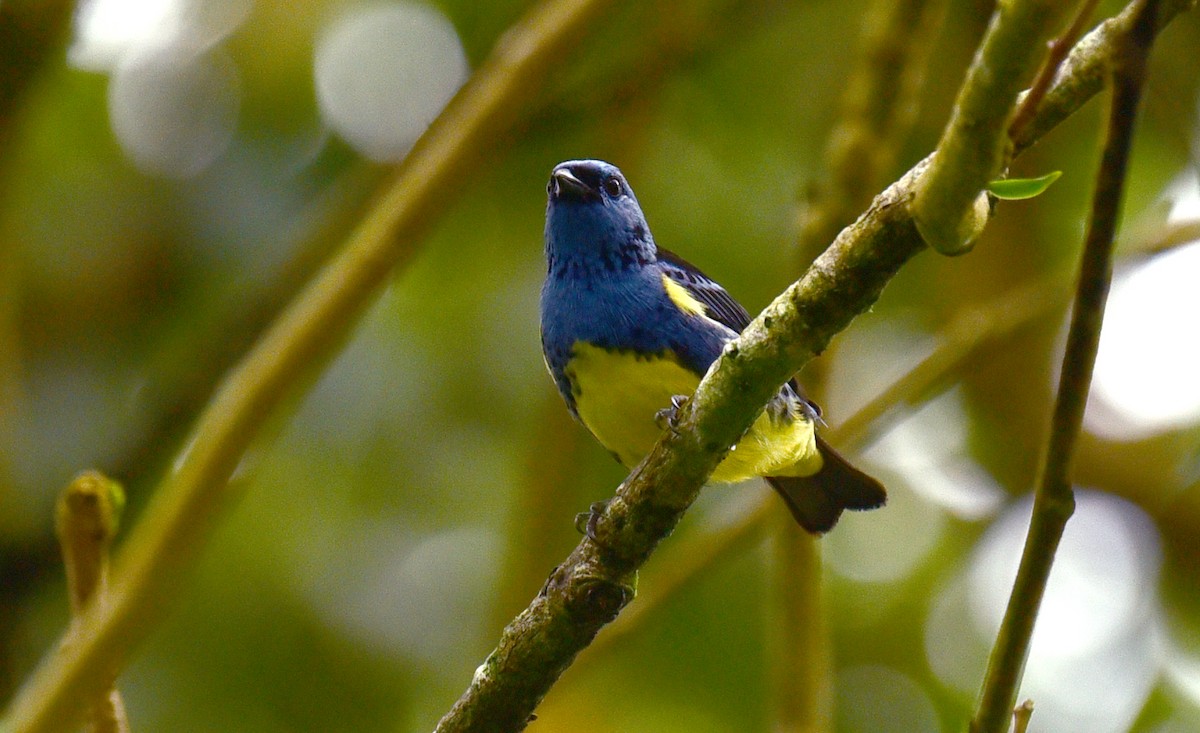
1008;0;1101;143
0;1;614;731
1010;0;1193;156
968;2;1161;731
1011;699;1035;733
55;472;130;733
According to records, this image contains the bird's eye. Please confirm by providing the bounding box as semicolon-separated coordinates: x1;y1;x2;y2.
604;177;623;198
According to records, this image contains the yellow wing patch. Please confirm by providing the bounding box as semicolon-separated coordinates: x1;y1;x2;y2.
661;273;708;317
565;341;823;481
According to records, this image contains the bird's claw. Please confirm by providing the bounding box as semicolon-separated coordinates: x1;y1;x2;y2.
574;500;610;543
654;394;690;432
765;393;792;424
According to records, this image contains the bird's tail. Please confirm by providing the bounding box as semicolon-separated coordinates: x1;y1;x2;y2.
766;435;886;534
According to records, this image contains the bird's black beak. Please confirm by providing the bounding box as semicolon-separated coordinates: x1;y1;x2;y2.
550;166;597;202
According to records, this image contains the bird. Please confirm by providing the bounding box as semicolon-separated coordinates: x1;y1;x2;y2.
539;159;885;533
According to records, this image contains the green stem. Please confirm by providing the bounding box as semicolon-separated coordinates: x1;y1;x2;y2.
772;526;830;732
0;1;612;731
913;0;1073;255
1007;0;1101;143
968;2;1160;731
55;472;129;733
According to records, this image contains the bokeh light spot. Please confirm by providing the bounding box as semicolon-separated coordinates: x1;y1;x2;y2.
823;477;944;585
962;490;1163;732
835;666;939;733
72;0;184;68
1088;239;1200;439
865;388;1006;521
314;3;469;162
72;0;251;70
311;525;499;668
108;45;241;178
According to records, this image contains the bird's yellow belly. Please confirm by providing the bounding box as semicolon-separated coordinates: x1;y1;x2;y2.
565;342;822;481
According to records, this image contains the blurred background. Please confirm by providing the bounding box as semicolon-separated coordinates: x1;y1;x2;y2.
2;0;1200;731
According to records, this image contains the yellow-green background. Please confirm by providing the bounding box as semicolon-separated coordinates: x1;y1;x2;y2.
2;1;1200;731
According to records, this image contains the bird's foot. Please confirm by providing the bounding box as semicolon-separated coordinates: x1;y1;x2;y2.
765;393;793;424
574;500;610;543
654;394;690;432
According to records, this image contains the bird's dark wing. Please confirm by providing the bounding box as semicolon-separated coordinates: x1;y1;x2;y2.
657;247;752;333
657;247;822;419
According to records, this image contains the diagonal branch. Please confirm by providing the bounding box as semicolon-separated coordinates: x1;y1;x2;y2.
563;204;1199;674
434;2;1194;730
573;276;1067;668
1012;0;1192;155
1007;0;1101;142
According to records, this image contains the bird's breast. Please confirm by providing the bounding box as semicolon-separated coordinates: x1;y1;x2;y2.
564;341;700;468
563;340;823;482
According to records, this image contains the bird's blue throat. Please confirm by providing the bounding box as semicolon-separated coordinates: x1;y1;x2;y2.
545;206;654;280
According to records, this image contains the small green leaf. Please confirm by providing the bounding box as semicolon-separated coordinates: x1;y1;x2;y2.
987;171;1062;200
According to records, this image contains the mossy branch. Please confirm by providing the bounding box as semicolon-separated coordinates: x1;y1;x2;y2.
1;0;612;731
1011;0;1194;156
435;161;931;733
572;207;1200;669
434;2;1192;729
575;274;1068;667
969;1;1164;731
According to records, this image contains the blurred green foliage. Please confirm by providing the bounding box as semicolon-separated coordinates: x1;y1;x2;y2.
2;1;1200;731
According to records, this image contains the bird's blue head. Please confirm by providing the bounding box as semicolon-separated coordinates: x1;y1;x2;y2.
544;159;657;277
